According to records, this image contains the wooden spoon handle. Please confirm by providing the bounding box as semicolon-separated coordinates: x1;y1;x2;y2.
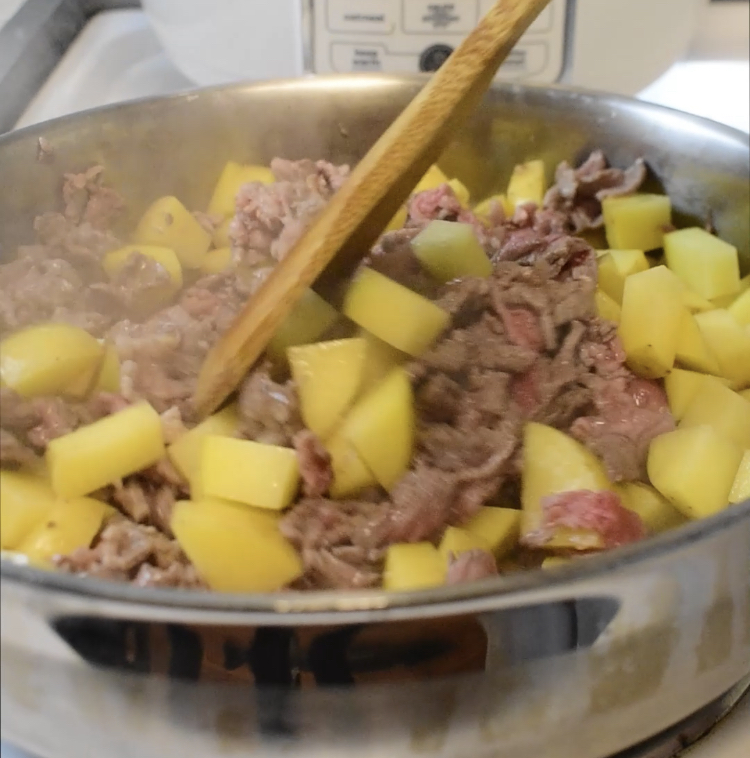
194;0;552;418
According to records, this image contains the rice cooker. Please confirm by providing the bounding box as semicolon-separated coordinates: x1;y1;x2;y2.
141;0;709;95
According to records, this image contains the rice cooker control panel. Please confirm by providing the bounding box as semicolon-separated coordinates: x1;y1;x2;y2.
312;0;569;83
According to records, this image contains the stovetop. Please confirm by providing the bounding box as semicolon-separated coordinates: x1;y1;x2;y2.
0;4;748;758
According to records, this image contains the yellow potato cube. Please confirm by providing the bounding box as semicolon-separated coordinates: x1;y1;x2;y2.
326;431;377;499
171;499;302;592
602;194;672;252
679;376;750;449
542;557;570;568
103;245;183;289
342;367;414;491
359;329;404;394
474;194;513;220
681;286;715;313
664;368;730;421
741;389;750;402
447;178;471;207
597;249;650;303
167;405;239;482
413;164;450;194
343;268;450;356
213;217;232;248
463;507;521;559
595;288;621;324
507;159;546;208
200;247;233;276
193;497;281;530
648;425;742;519
94;343;121;393
729;451;750;505
61;357;102;400
728;289;750;327
198;436;299;511
47;401;165;498
664;227;740;301
289;338;367;440
411;220;492;283
695;309;750;387
438;526;492;564
383;542;446;591
521;423;613;539
675;309;721;375
0;471;57;550
619;266;684;378
617;482;687;533
268;289;339;360
1;323;103;398
134;196;212;269
207;162;275;219
18;497;113;568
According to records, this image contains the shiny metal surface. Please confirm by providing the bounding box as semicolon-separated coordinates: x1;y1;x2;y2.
1;75;749;758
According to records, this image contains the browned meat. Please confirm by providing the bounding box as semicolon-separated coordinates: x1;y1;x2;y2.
543;150;647;232
55;519;204;589
367;227;439;294
111;477;178;535
61;165;125;229
294;430;333;498
0;428;39;468
446;549;499;585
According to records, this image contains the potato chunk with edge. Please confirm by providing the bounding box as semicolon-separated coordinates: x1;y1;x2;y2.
602;194;672;252
648;425;742;519
617;482;687;533
171;499;302;592
695;309;750;387
268;289;339;360
664;368;730;422
411;220;492;283
463;507;521;559
207;162;275;218
507;159;546;208
47;401;165;499
343;268;449;356
438;526;493;564
679;376;750;449
597;249;649;304
675;309;721;375
729;451;750;505
0;471;57;550
384;543;446;591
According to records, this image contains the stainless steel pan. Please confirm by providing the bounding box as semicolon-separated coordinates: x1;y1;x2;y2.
1;75;748;758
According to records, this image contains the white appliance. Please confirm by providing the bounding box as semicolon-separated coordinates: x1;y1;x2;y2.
141;0;708;96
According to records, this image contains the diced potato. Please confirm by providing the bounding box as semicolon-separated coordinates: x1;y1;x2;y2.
326;431;377;498
342;368;414;491
18;497;113;568
413;164;450;195
198;436;299;511
62;357;102;400
618;482;687;533
679;376;750;449
0;323;103;398
207;162;276;219
103;245;183;310
167;405;239;482
695;309;750;387
0;471;57;550
343;268;450;356
664;227;740;301
648;425;742;519
681;286;715;313
474;194;513;220
741;389;750;402
447;178;471;207
463;507;521;559
619;266;684;378
134;196;212;269
360;329;404;393
385;204;408;233
411;220;492;283
439;526;492;565
95;343;121;393
595;288;621;323
171;499;302;592
544;528;604;552
542;557;570;568
597;249;650;303
193;497;281;530
213;217;232;248
289;338;368;439
383;542;446;591
521;423;613;539
602;194;672;252
200;247;233;275
268;289;339;360
664;368;730;421
47;401;165;498
729;451;750;505
675;309;721;375
507;159;546;208
728;289;750;326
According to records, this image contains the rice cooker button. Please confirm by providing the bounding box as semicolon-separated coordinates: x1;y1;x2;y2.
327;0;398;34
331;43;388;72
405;2;477;34
419;44;454;72
479;0;554;33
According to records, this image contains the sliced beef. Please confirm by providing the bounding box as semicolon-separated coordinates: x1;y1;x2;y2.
446;549;499;585
0;428;38;468
111;476;179;535
61;165;125;230
294;430;333;498
543;151;647;232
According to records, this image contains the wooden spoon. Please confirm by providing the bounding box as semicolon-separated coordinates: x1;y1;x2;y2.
194;0;553;418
